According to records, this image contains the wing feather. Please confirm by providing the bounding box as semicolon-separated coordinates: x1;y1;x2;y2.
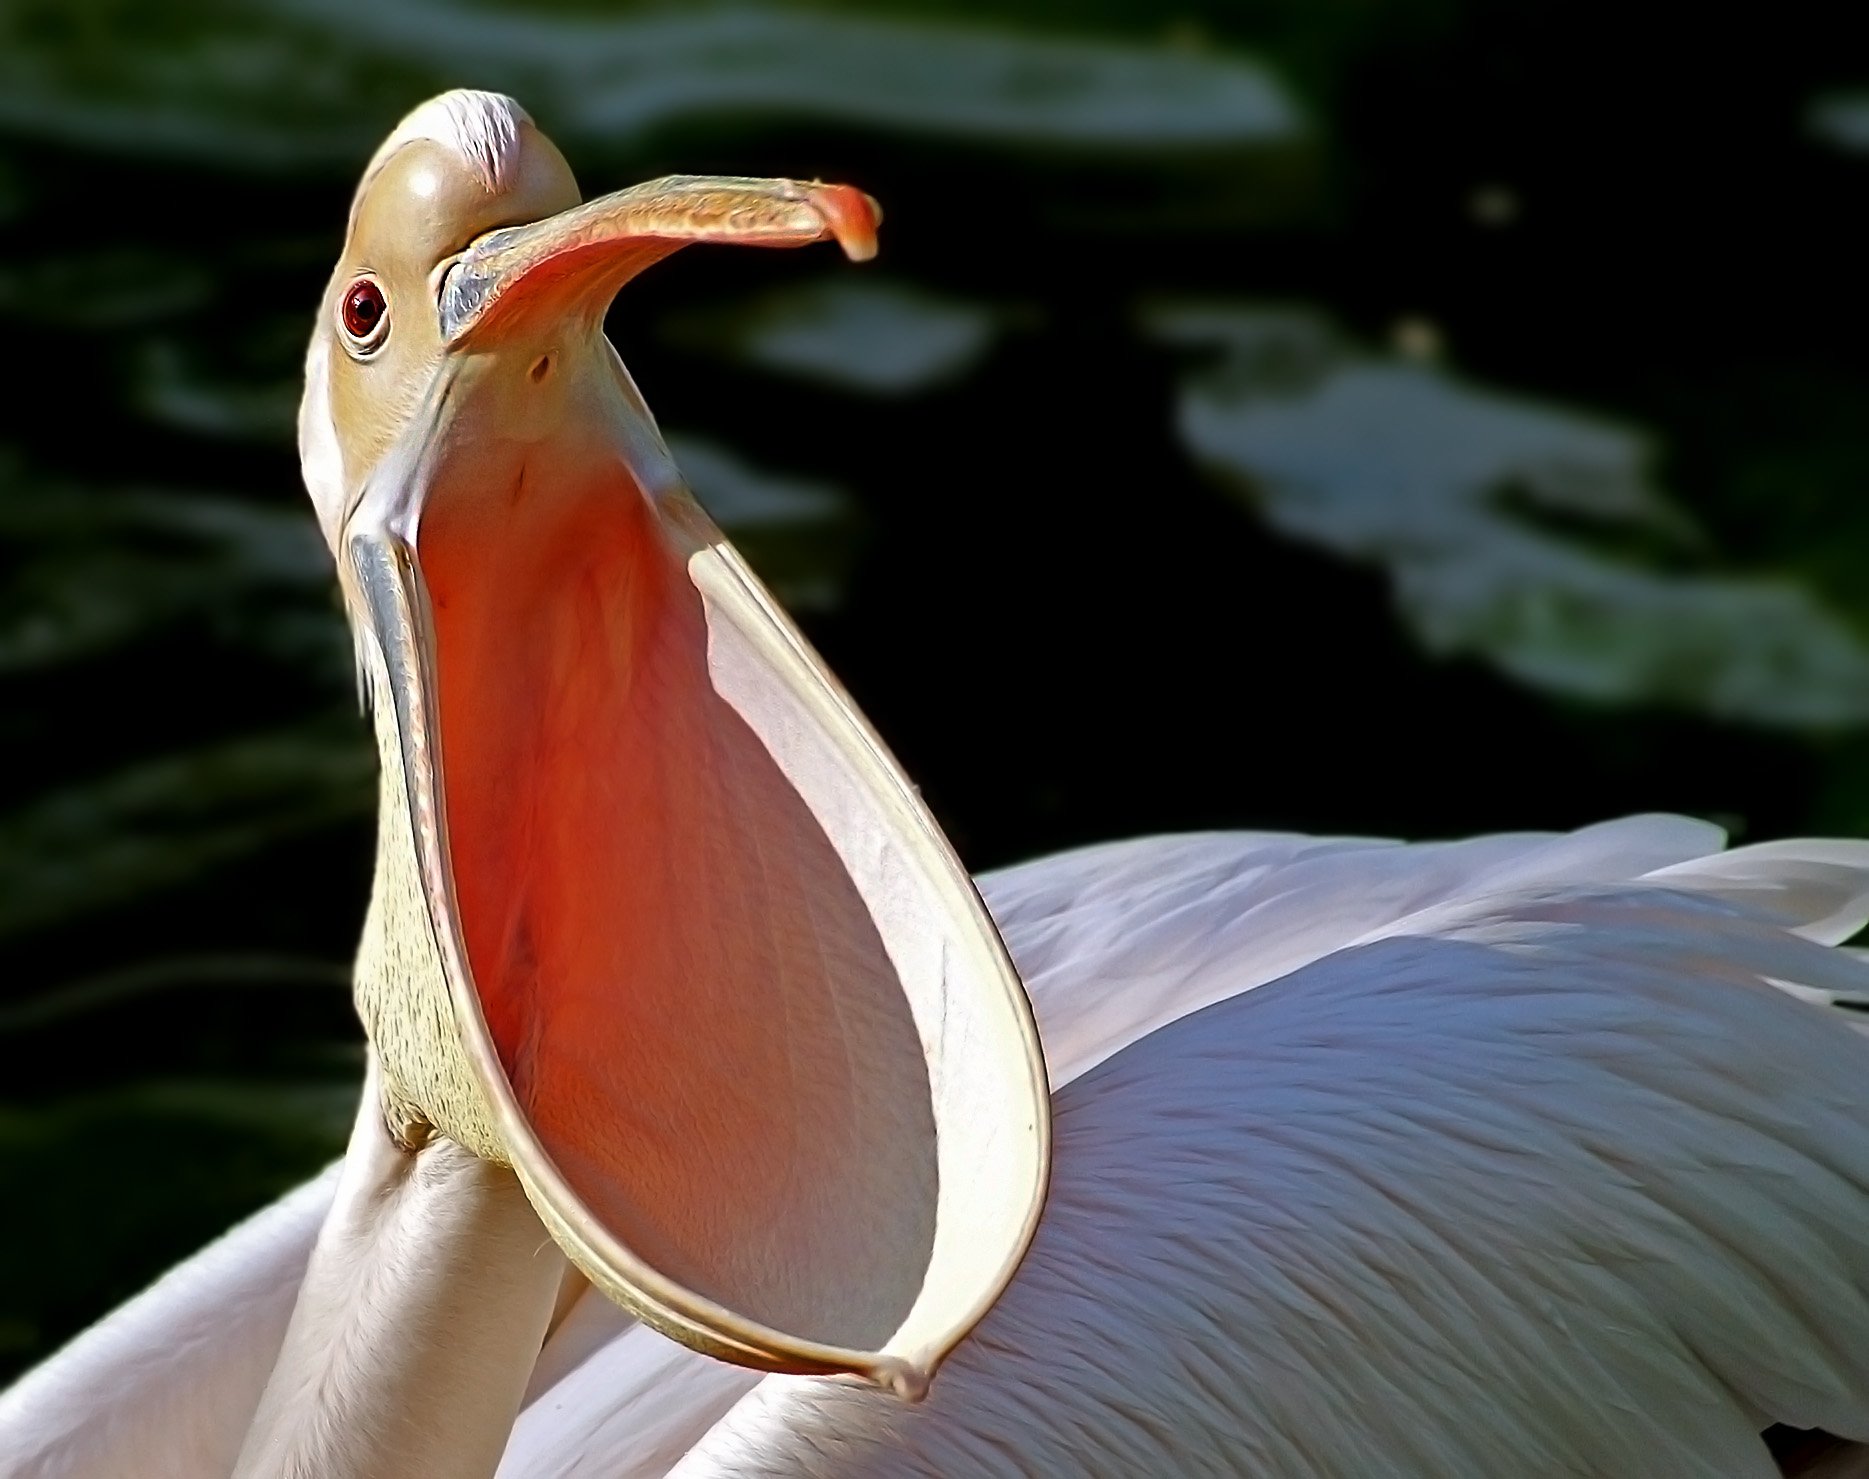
666;848;1869;1477
978;814;1733;1084
0;1165;340;1478
16;817;1869;1479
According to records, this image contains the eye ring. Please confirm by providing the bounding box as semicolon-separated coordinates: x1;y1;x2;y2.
339;277;390;353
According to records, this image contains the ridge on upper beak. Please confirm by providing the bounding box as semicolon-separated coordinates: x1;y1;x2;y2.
441;176;881;344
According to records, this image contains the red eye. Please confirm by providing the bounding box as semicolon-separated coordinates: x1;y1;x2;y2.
342;279;387;340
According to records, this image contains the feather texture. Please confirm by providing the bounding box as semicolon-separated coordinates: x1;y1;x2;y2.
0;1165;339;1478
668;870;1869;1477
6;816;1869;1478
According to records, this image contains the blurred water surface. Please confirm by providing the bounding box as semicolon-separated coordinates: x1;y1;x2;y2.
2;0;1867;1377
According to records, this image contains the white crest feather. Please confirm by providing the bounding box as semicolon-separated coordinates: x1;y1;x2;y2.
355;89;532;215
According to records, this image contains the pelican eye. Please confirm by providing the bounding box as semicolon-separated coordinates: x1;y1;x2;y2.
340;278;389;351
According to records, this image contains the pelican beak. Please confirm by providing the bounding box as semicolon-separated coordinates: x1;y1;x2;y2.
329;141;1047;1401
440;175;880;345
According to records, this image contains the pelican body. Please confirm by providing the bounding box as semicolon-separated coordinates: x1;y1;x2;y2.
2;91;1869;1479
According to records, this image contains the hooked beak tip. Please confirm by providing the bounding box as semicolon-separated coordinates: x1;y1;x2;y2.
810;184;882;263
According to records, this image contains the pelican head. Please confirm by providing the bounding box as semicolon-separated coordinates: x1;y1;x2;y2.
300;90;1048;1397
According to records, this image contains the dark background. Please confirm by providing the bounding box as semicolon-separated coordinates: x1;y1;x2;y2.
3;0;1868;1380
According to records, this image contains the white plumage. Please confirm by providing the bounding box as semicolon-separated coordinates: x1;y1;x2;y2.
4;815;1868;1476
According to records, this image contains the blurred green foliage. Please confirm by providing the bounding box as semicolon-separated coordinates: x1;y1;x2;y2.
2;0;1867;1379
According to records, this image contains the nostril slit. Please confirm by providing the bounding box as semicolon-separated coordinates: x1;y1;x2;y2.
530;355;551;383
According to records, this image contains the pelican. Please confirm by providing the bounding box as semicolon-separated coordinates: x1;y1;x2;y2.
3;90;1868;1479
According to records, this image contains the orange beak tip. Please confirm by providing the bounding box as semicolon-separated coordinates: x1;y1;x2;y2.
812;183;882;262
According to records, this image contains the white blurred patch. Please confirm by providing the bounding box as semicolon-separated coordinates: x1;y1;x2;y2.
670;280;999;396
1148;302;1869;728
